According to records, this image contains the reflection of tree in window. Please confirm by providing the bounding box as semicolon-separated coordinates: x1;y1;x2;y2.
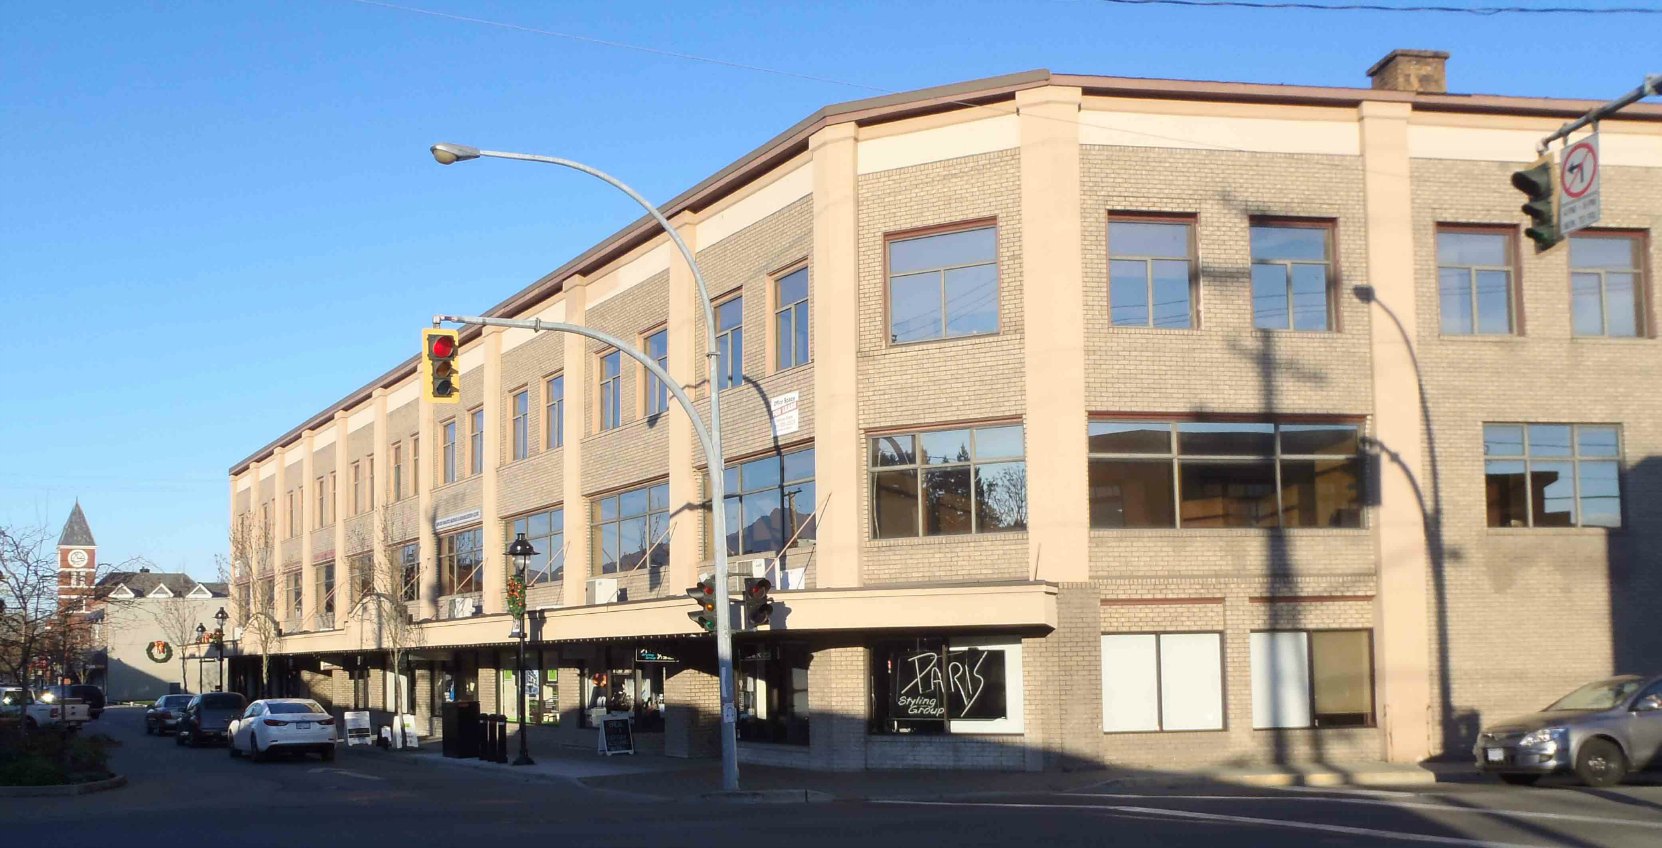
591;483;670;574
870;426;1026;539
720;448;816;557
1484;423;1621;528
887;226;999;344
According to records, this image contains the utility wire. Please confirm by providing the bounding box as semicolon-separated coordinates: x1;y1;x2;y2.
1097;0;1662;14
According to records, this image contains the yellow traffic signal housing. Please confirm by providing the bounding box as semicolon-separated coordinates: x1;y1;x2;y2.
422;328;461;404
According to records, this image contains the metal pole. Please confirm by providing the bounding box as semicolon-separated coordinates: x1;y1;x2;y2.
1537;74;1661;153
513;564;533;766
434;146;740;792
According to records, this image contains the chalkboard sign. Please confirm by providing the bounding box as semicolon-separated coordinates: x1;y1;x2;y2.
598;714;634;756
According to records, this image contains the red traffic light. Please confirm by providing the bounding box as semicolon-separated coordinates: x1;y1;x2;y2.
429;334;456;359
746;578;772;597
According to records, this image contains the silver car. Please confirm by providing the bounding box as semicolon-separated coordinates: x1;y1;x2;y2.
1475;674;1662;787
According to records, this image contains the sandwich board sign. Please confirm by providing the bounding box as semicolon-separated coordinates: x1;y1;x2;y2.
344;710;373;746
1559;134;1601;235
597;713;634;756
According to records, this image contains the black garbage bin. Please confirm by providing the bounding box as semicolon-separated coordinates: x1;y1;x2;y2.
441;701;481;758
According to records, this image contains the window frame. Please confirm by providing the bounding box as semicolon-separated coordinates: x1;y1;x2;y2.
438;526;484;596
441;419;458;485
1249;217;1339;332
507;507;566;586
1435;223;1522;336
411;434;420;493
868;422;1028;540
1100;631;1227;734
771;261;811;373
1086;417;1366;530
1568;229;1651;339
715;445;817;558
715;293;745;392
884;219;1001;346
1250;628;1377;730
590;480;671;576
391;441;404;502
510;388;530;461
1483;422;1623;529
545;373;565;449
641;326;669;416
597;350;622;432
351;462;363;516
314;476;326;529
468;407;484;476
1107;212;1200;330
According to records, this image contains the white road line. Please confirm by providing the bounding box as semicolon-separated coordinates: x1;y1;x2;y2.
307;767;384;781
1278;785;1418;797
1061;792;1662;831
874;800;1554;848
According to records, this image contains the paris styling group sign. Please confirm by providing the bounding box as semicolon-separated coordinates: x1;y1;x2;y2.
890;646;1006;721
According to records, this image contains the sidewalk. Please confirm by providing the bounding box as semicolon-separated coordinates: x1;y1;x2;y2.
342;738;1444;802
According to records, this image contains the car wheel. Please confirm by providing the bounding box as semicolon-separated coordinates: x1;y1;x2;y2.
175;728;186;746
145;720;154;736
1498;774;1540;786
1576;738;1629;788
229;736;241;758
188;728;200;748
250;734;264;763
321;745;335;762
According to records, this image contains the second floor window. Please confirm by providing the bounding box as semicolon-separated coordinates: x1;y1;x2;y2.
871;425;1026;539
1484;423;1621;528
367;457;375;510
398;542;419;601
511;390;529;461
285;571;302;620
439;527;483;595
316;562;335;619
1571;234;1645;338
315;477;326;528
442;420;457;484
644;329;669;415
719;447;817;557
774;266;810;370
469;408;484;476
1251;223;1334;331
1437;228;1515;335
888;224;998;344
546;375;565;448
599;351;622;431
1109;218;1196;329
716;298;743;391
1088;420;1362;529
351;463;363;515
509;509;565;584
286;491;298;538
592;482;670;574
391;443;404;502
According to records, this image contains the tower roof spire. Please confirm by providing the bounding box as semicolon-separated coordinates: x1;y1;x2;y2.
58;502;96;547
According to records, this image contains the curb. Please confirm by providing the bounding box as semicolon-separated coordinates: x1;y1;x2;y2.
697;789;835;804
0;774;127;798
1087;768;1439;791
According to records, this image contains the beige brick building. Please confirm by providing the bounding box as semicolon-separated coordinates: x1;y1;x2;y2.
225;52;1662;772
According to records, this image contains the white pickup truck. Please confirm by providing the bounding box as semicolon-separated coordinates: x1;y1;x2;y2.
1;687;90;730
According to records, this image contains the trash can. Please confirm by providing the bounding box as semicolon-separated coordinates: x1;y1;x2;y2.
441;700;480;758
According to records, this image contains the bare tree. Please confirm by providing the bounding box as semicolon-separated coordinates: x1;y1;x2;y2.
148;595;203;693
220;512;280;697
347;511;424;748
0;524;130;713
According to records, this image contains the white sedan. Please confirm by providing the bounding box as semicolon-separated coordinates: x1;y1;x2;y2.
228;698;338;762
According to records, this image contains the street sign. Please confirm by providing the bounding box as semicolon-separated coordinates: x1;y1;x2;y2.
1559;134;1601;235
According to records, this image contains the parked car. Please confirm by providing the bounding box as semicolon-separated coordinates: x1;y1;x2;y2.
5;686;90;730
228;698;337;762
145;694;196;735
175;691;248;747
39;684;105;719
1475;674;1662;787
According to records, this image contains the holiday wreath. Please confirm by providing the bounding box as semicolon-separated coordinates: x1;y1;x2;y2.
146;640;173;663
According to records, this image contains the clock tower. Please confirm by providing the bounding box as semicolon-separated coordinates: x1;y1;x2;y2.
57;501;97;610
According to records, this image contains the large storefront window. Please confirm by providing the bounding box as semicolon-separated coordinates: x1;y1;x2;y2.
869;637;1023;735
717;446;817;557
496;650;559;725
582;660;665;732
439;527;484;595
738;642;809;745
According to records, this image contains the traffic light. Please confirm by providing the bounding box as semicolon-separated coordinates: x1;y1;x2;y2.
686;579;718;633
1511;155;1562;251
743;577;773;629
422;328;460;403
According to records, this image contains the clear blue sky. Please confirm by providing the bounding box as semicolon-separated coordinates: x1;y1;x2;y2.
2;0;1656;579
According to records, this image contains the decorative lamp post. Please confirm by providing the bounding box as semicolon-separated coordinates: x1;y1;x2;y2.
194;623;207;693
506;532;537;766
214;606;228;691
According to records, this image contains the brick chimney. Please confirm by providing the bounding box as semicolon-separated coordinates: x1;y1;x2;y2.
1366;49;1450;94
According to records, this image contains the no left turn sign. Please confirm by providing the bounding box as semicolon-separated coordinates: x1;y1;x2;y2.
1559;133;1601;234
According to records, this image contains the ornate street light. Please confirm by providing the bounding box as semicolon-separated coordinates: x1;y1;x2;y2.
214;606;229;692
195;623;207;692
506;532;537;766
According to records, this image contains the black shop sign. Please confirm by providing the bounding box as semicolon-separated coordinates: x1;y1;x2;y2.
888;646;1006;722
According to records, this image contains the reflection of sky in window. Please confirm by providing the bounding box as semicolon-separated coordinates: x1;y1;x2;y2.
1251;226;1326;261
1578;462;1622;527
1528;424;1573;456
890;227;995;274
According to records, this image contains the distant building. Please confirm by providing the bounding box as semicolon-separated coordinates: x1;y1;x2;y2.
56;501;97;612
89;567;230;702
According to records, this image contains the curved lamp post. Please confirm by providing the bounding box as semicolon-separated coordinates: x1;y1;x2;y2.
430;142;740;791
507;532;537;766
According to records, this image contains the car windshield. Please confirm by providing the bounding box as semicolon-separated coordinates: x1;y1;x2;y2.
201;694;245;710
1547;678;1643;711
161;696;192;708
267;701;325;715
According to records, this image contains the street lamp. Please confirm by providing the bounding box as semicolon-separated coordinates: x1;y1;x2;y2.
195;623;207;693
430;143;742;791
506;532;537;767
214;606;228;691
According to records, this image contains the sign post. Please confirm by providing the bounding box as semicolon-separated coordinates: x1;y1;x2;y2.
1559;133;1601;235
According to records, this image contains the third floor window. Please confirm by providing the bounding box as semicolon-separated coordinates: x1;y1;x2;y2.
1571;234;1645;338
1437;228;1515;335
1109;218;1196;329
442;420;457;484
469;408;484;476
1251;223;1334;332
888;224;998;344
546;374;565;448
511;390;529;461
774;266;810;370
599;351;622;431
716;298;744;391
644;329;669;415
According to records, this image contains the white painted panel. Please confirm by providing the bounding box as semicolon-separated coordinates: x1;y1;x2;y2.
1251;631;1311;729
312;428;337;450
858;115;1019;175
259;464;276;480
387;381;419;412
1080;110;1360;156
1159;633;1224;731
1408;124;1662;165
590;242;672;309
698;164;811;248
235;477;252;492
1101;634;1160;732
503;297;570;353
458;343;485;374
347;406;374;433
948;635;1023;735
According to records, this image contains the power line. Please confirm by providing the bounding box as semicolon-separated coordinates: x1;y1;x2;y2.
1097;0;1662;14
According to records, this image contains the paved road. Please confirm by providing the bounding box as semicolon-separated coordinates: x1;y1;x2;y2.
6;706;1662;847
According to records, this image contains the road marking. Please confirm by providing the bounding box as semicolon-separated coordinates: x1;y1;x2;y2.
308;768;383;781
1278;784;1416;797
874;800;1554;848
1061;792;1662;831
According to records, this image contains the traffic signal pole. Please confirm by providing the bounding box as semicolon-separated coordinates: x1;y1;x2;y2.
1535;74;1660;154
